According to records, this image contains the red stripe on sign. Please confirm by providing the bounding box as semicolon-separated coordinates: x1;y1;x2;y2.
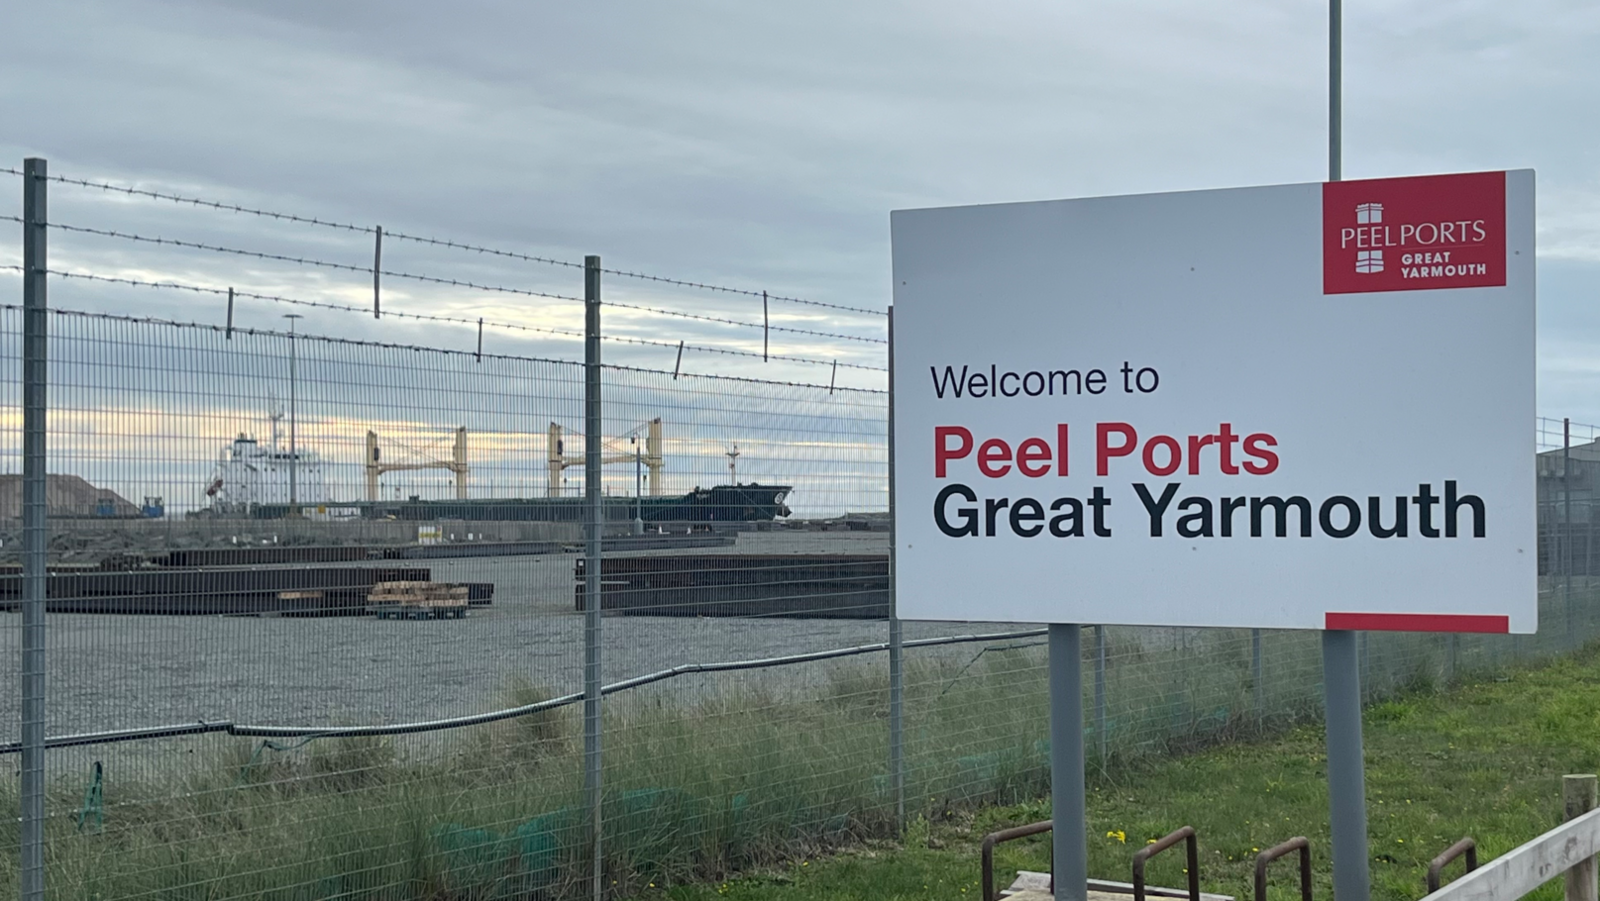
1324;612;1509;633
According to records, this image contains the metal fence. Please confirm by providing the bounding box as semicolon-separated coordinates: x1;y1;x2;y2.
2;159;1597;900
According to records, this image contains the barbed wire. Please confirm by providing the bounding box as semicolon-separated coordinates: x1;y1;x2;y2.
0;300;888;394
45;220;577;302
600;296;884;344
2;264;581;336
388;232;885;316
45;220;887;344
380;231;581;270
42;169;887;318
0;265;886;372
598;266;884;316
43;172;375;233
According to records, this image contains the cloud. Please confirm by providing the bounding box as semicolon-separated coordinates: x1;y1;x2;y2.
1;0;1597;420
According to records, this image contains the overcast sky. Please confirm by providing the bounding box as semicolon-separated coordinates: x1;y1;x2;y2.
2;0;1598;422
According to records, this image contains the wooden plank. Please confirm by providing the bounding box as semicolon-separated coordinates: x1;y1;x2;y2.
1088;878;1232;901
1422;807;1600;901
999;874;1232;901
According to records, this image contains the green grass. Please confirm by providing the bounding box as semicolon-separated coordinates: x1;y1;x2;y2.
657;645;1600;901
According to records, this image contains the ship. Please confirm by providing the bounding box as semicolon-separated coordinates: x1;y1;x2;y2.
242;484;793;523
203;408;331;516
200;413;791;523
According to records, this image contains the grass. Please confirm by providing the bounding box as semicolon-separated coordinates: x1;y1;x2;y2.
0;583;1593;899
657;645;1600;901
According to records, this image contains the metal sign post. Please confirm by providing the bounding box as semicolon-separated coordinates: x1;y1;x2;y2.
1051;624;1089;901
1323;5;1374;901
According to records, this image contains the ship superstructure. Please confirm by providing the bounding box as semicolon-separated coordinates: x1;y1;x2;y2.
204;409;329;514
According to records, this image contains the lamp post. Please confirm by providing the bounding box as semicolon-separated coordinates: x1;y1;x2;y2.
284;314;302;513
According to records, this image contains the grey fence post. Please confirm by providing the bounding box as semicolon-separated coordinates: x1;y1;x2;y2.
1094;625;1107;764
583;255;603;901
1251;628;1263;724
1358;630;1369;699
1567;418;1574;646
20;156;48;901
887;306;904;830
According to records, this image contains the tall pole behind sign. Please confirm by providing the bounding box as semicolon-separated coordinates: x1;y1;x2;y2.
1329;0;1342;184
1323;3;1372;901
20;155;48;901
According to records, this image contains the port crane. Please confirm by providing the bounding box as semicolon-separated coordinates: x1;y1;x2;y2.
547;418;663;497
365;427;468;501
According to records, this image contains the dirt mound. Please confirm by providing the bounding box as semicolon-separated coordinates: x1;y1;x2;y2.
0;474;142;519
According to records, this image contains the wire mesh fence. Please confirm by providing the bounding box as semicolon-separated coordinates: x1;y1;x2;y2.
2;161;1597;899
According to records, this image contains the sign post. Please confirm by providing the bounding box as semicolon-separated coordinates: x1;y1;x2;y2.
891;166;1535;895
1050;623;1089;901
1322;5;1373;901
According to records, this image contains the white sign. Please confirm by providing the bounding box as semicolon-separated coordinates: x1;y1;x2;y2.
891;171;1536;633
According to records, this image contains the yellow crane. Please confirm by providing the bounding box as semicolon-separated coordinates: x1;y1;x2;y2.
365;427;468;501
548;418;663;497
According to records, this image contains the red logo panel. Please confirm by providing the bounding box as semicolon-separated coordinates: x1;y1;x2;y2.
1323;171;1506;295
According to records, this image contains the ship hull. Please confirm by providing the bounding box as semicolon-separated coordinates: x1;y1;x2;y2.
233;484;793;523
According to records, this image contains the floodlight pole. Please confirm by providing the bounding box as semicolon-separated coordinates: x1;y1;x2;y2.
1323;4;1373;901
284;313;301;512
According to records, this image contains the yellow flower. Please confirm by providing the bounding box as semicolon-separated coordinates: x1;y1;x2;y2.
1107;830;1127;843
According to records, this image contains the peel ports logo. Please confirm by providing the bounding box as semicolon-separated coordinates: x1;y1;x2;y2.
1323;172;1506;295
1353;204;1384;274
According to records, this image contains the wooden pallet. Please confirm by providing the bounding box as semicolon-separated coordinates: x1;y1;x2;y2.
368;581;468;606
367;581;469;619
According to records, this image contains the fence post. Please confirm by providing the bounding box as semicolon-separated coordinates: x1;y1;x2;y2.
1251;628;1264;725
583;254;603;901
1445;634;1458;684
1565;774;1598;901
887;306;904;830
20;157;48;901
1567;419;1574;648
1358;630;1370;700
1095;625;1107;764
373;225;383;319
17;155;50;901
